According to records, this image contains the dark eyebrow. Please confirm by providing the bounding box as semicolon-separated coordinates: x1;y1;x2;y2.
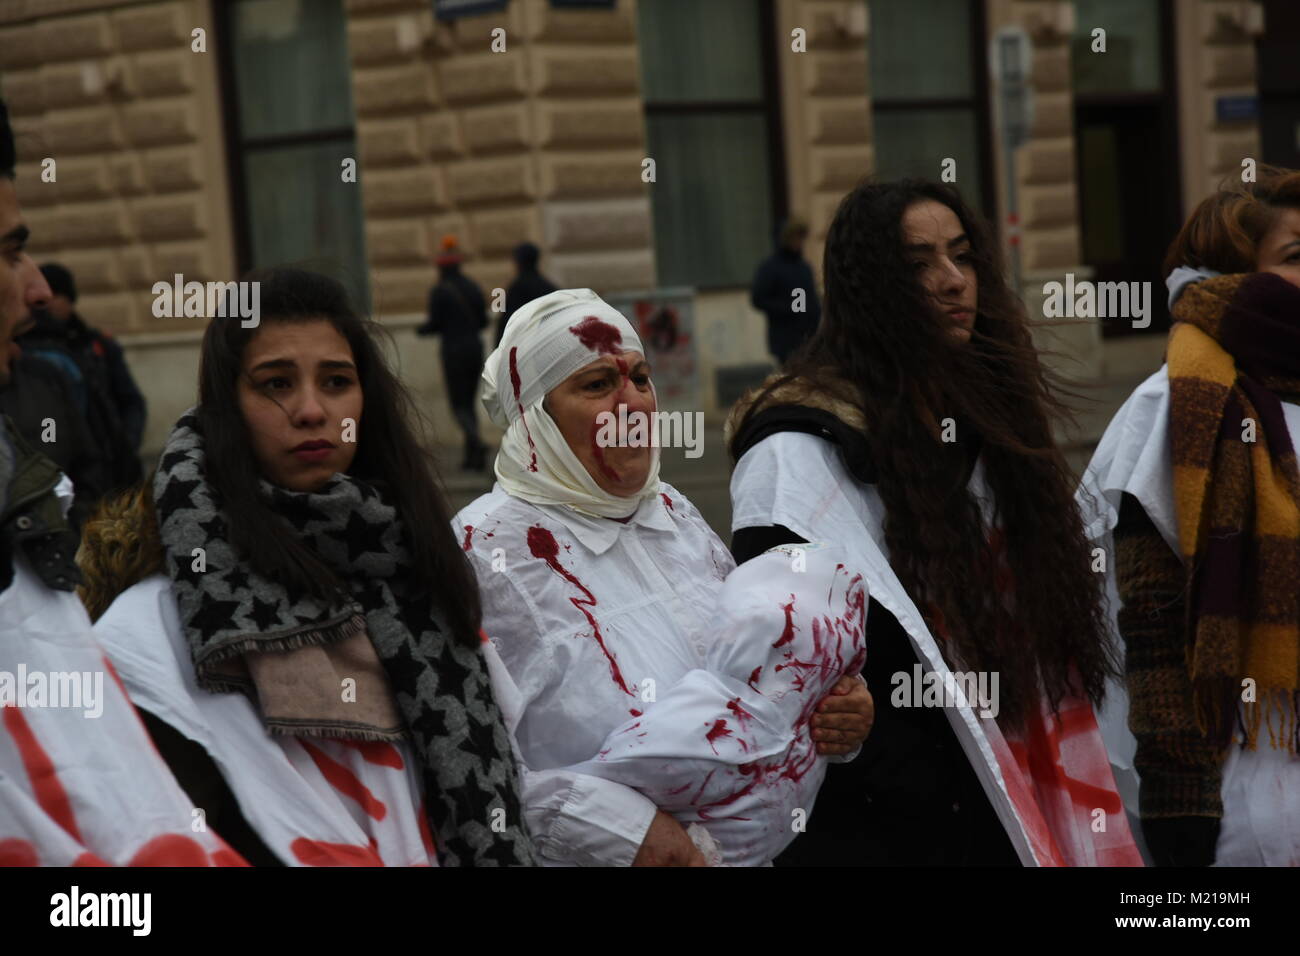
904;234;970;254
1;224;30;246
250;358;356;373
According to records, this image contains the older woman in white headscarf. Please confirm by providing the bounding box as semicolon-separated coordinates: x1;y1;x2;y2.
457;288;874;866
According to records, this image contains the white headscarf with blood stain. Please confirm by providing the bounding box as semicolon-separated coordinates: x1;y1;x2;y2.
481;288;662;519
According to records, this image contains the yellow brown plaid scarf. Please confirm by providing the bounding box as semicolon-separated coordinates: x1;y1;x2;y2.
1168;272;1300;751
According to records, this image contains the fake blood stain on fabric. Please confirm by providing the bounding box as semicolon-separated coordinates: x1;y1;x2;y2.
3;705;243;866
300;741;388;821
705;719;733;754
527;524;635;695
568;315;623;355
772;596;797;648
696;578;868;816
291;836;385;867
508;347;538;472
338;739;405;770
0;838;39;866
4;705;83;843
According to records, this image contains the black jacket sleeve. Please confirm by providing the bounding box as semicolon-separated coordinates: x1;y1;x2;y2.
731;524;807;565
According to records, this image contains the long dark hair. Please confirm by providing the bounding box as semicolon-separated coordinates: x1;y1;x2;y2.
741;179;1117;728
196;266;481;646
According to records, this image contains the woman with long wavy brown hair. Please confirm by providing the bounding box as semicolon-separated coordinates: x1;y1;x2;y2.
727;178;1139;866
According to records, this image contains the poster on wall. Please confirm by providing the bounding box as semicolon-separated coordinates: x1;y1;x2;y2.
606;288;699;414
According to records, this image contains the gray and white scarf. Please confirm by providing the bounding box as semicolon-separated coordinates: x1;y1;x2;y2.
153;408;535;866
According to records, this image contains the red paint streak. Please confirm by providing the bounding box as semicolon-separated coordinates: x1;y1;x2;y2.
569;315;623;355
666;782;692;796
338;739;405;770
690;768;717;805
127;834;212;867
417;799;437;858
629;708;642;717
72;852;110;866
617;722;642;734
693;574;872;819
291;837;385;867
726;697;755;728
509;347;537;472
301;740;388;821
660;493;674;512
590;418;620;481
697;775;761;821
705;719;733;754
772;596;797;647
526;524;634;695
747;666;762;691
211;848;247;867
1021;704;1124;814
461;525;474;551
0;839;38;867
3;705;82;843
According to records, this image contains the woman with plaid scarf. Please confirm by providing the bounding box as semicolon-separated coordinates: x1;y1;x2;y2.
1083;165;1300;867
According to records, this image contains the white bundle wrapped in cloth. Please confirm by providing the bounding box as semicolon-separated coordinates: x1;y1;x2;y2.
571;541;866;866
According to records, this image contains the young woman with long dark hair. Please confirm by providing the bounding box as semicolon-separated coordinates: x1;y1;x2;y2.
728;179;1141;866
76;267;533;866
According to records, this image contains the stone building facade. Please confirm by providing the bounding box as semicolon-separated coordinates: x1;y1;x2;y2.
0;0;1271;459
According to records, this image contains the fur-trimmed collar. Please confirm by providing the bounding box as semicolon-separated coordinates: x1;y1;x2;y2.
725;372;866;453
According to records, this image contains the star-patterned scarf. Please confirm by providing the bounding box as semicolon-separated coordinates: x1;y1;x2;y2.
153;408;535;866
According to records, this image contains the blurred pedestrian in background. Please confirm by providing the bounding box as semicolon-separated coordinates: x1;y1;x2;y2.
18;262;145;492
498;241;556;346
750;217;822;367
418;235;488;471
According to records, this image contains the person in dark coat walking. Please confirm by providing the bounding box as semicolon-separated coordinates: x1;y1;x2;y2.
18;263;145;492
750;218;822;366
418;235;488;471
497;241;556;346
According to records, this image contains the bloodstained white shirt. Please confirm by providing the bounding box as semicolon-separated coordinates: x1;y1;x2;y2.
455;482;735;866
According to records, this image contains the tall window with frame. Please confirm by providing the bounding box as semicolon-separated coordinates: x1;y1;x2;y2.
867;0;995;215
217;0;369;309
1071;0;1180;337
636;0;786;290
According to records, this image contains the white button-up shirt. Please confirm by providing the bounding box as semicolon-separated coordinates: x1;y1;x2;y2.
456;481;736;866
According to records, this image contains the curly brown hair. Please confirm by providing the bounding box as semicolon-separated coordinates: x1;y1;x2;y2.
735;178;1119;730
75;482;162;624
